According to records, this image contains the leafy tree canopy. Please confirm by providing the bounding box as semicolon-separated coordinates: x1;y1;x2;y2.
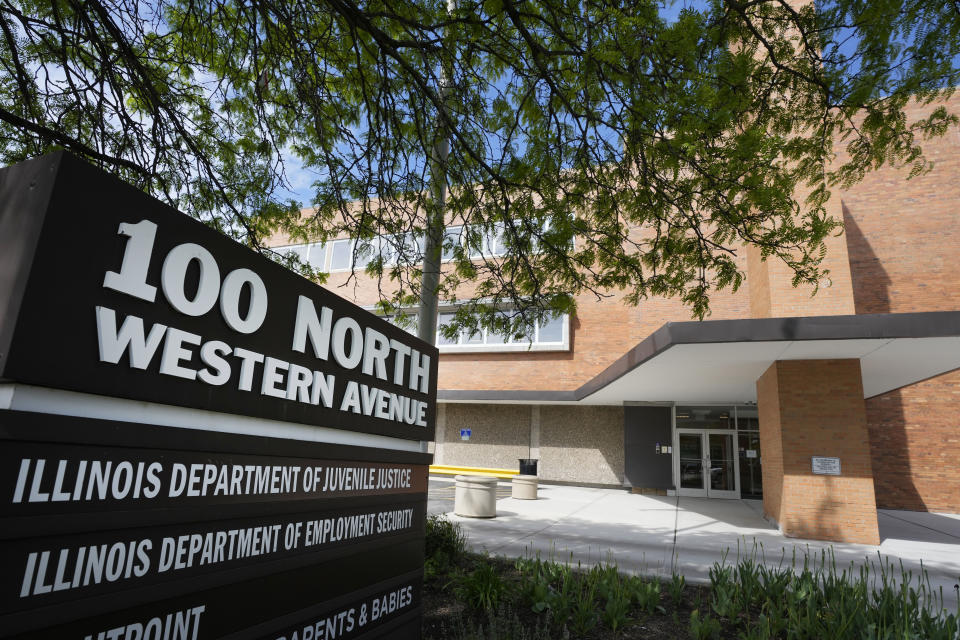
1;0;957;335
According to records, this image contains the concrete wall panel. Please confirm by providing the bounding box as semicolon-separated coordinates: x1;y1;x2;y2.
539;405;624;485
439;404;531;470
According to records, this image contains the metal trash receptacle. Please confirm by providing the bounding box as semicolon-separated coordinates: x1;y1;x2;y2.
518;458;538;476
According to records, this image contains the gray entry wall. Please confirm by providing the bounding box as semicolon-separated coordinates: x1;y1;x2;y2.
624;406;673;490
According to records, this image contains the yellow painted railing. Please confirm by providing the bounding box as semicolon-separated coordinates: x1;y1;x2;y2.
429;464;518;479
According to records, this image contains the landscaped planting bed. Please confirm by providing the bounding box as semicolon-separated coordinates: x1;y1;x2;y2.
421;516;960;639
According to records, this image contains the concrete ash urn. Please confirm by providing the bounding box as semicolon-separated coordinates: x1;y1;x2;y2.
511;474;538;499
454;475;498;517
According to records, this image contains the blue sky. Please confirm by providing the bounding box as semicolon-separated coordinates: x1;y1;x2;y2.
273;1;714;206
274;0;959;207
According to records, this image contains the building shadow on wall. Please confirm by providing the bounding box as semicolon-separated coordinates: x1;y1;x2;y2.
842;202;926;517
785;475;844;543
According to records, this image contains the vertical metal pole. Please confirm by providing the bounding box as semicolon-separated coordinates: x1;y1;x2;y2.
417;140;447;347
418;0;457;454
417;0;457;348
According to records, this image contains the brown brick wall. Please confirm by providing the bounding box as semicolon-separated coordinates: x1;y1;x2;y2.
842;96;960;316
757;365;784;524
757;360;880;545
864;374;960;512
439;284;751;391
745;184;857;318
747;244;772;318
842;93;960;513
311;257;752;392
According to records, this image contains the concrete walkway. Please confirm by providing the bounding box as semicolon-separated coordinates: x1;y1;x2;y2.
434;478;960;612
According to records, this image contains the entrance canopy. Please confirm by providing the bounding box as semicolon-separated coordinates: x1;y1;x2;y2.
438;311;960;404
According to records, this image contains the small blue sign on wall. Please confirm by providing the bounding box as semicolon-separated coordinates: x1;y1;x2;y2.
460;428;471;441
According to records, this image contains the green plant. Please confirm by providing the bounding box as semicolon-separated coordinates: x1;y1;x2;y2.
597;566;630;632
689;609;721;640
456;563;508;612
424;515;467;584
434;546;960;640
709;561;741;620
569;572;599;637
429;601;560;640
523;574;552;614
710;581;738;620
630;576;662;616
425;514;466;562
425;552;450;582
669;572;686;607
601;589;630;632
736;614;777;640
548;568;576;627
515;553;579;626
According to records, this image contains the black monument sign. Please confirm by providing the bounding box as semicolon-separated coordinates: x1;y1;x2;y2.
0;153;436;639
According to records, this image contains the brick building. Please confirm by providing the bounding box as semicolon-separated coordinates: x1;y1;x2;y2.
271;94;960;545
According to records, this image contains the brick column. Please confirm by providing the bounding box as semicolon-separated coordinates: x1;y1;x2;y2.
757;359;880;545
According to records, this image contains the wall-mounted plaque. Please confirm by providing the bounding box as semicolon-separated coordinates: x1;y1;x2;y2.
811;456;841;476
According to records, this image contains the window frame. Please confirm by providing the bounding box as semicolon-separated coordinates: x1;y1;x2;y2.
328;238;355;272
280;217;575;275
434;310;570;353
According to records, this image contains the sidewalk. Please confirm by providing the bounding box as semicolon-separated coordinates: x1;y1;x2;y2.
434;479;960;612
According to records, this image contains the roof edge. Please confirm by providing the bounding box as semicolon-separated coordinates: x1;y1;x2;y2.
436;310;960;403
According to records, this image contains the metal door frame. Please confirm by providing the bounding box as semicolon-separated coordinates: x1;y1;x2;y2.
673;428;741;499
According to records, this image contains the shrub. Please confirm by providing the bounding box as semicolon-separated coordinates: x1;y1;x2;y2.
456;563;509;612
425;514;466;560
424;514;466;581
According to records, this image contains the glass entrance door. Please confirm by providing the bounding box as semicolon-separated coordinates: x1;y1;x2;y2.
707;433;738;498
737;432;762;499
676;430;739;498
678;432;706;496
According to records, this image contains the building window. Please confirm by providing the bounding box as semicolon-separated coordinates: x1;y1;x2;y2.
278;219;570;275
354;240;377;268
537;313;564;343
467;223;507;259
381;309;569;353
329;239;353;271
380;233;425;265
436;310;569;353
306;243;327;270
279;242;327;272
675;406;735;430
442;226;463;261
385;314;419;335
282;244;308;262
436;312;459;345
